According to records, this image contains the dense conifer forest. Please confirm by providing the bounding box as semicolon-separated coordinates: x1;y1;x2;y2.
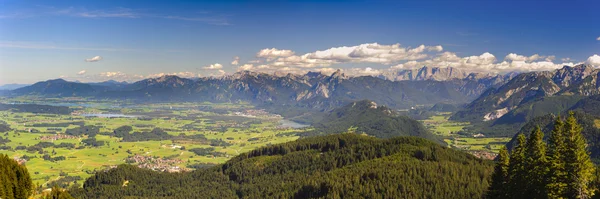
488;112;599;199
0;154;33;199
69;134;493;199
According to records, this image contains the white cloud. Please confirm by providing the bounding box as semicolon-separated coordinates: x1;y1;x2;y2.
237;64;254;71
504;53;545;62
265;43;442;68
597;36;600;41
100;71;127;78
85;56;103;62
345;67;382;76
391;52;576;73
146;72;199;79
202;63;223;70
243;43;587;75
257;48;295;59
231;56;240;65
77;70;86;75
587;54;600;66
248;60;261;64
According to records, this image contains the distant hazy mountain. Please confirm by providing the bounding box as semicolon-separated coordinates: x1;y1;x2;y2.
0;83;29;91
88;80;129;90
10;79;105;96
306;100;443;144
452;64;600;123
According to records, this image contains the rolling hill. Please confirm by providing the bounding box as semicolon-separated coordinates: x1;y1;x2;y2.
70;134;493;199
306;100;443;144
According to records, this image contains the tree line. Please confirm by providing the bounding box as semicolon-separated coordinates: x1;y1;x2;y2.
71;134;494;198
488;112;597;199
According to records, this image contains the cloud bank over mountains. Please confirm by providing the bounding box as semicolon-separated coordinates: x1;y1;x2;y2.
66;43;599;83
239;43;590;75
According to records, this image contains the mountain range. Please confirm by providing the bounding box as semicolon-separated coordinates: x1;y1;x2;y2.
452;64;600;123
6;66;514;120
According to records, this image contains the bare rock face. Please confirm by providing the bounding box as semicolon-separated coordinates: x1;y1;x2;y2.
452;64;600;122
552;64;595;87
381;66;479;81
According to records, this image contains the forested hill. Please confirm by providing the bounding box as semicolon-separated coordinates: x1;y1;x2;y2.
71;134;493;199
505;111;600;162
305;100;443;144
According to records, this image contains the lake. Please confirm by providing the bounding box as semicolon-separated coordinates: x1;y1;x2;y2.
81;113;138;118
279;119;310;129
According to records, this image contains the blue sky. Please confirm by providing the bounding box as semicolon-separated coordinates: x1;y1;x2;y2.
0;0;599;84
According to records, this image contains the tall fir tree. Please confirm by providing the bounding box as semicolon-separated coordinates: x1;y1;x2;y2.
547;116;568;199
508;133;528;199
563;112;595;199
487;146;510;199
592;166;600;199
525;126;549;198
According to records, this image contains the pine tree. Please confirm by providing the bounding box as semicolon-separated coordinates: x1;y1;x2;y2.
487;146;510;199
45;185;75;199
525;126;549;199
563;112;595;199
547;116;568;199
592;166;600;199
508;133;528;199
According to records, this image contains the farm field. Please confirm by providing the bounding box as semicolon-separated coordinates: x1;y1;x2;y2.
0;98;305;189
421;113;470;136
420;113;511;158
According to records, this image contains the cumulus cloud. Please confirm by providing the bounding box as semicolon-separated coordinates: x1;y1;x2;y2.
231;56;240;65
237;64;254;71
77;70;86;75
587;54;600;66
146;71;199;79
256;48;295;60
597;36;600;41
100;71;127;78
505;53;545;62
263;43;442;69
391;52;577;73
202;63;223;70
240;43;591;75
85;56;103;62
344;67;382;76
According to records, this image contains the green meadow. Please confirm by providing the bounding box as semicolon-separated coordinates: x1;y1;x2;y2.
0;99;303;188
421;113;511;155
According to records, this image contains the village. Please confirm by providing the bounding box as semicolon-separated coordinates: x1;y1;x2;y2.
125;154;190;173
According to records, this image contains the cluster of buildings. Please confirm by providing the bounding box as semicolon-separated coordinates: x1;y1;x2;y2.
39;134;78;141
125;155;189;173
232;109;281;118
13;156;27;165
468;151;498;160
